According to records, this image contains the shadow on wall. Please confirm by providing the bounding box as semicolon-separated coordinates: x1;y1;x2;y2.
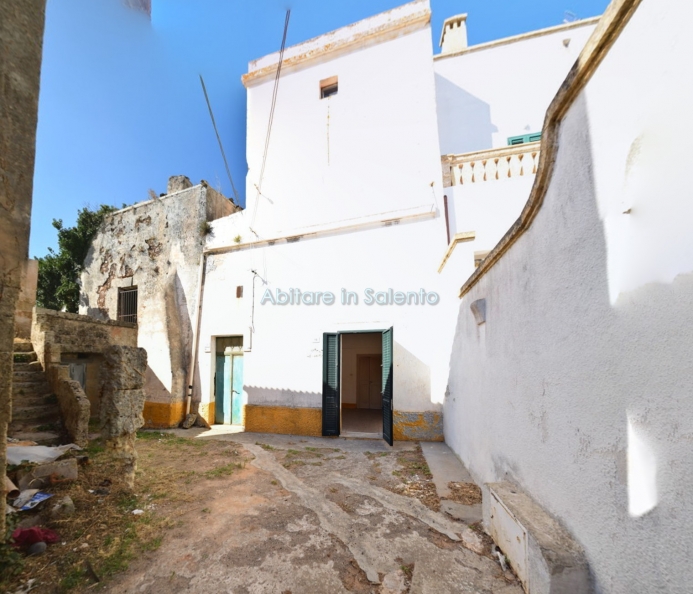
435;73;497;155
394;341;432;406
164;268;192;404
145;365;170;403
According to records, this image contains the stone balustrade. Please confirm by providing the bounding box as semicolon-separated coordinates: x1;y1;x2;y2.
441;141;541;187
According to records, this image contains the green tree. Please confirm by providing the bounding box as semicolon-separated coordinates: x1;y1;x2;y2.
36;205;117;313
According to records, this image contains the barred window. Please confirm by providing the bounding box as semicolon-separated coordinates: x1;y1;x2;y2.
117;286;138;323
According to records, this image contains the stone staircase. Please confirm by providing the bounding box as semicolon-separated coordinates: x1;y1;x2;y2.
10;339;63;445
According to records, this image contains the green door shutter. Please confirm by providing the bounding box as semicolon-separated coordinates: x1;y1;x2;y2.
382;327;394;446
322;333;340;436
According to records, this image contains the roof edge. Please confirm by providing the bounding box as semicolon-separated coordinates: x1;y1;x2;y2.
243;0;431;88
435;15;601;61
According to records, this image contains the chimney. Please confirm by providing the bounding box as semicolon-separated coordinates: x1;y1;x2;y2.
440;14;468;55
167;175;193;194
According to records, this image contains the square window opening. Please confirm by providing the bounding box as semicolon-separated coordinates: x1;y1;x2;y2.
117;286;138;324
320;76;338;99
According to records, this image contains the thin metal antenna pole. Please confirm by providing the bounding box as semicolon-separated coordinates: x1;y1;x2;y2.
200;74;240;205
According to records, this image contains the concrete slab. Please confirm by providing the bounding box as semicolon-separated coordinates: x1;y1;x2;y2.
420;441;473;498
441;500;483;524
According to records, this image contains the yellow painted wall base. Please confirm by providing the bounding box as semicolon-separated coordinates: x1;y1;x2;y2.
142;401;185;429
198;401;214;426
244;405;323;437
394;411;444;441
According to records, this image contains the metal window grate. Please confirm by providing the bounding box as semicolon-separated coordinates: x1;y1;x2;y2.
117;287;138;323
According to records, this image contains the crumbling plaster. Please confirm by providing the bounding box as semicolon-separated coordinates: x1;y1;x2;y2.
80;181;237;425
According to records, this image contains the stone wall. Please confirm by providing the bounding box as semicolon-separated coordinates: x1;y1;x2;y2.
0;0;46;539
100;346;147;488
80;178;239;427
47;365;90;446
32;308;138;440
15;259;38;339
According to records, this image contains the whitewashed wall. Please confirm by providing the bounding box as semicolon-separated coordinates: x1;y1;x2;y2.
199;215;462;416
244;6;442;237
445;175;535;279
446;0;693;591
434;20;596;155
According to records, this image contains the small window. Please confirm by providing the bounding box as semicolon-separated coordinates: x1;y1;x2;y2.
320;76;338;99
117;286;138;323
507;132;541;146
236;286;243;298
474;251;491;268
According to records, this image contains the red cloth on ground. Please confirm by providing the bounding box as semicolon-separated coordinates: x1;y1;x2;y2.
11;527;60;548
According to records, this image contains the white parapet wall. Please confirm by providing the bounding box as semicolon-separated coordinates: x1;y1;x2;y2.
446;0;693;591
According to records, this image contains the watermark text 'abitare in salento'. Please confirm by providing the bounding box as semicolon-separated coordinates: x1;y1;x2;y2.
260;288;440;306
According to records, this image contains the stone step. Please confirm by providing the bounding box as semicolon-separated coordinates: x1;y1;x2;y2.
12;340;33;353
13;394;57;408
13;351;37;363
11;404;61;424
8;431;63;446
12;380;51;392
13;361;43;372
12;370;46;381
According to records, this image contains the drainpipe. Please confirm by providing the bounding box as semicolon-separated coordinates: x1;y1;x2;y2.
443;194;451;245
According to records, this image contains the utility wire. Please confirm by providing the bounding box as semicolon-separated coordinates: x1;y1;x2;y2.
251;9;291;228
200;74;240;206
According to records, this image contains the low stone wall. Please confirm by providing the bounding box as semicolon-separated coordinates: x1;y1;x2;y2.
47;365;90;446
32;308;137;368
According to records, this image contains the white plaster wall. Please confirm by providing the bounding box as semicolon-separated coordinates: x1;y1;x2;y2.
445;1;693;591
243;21;442;238
434;21;596;155
198;214;462;416
445;175;535;278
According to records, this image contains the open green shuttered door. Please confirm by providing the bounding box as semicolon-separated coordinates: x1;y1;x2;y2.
322;333;340;436
381;327;394;446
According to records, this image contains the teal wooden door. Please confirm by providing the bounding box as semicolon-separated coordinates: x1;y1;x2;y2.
215;355;232;424
231;354;243;425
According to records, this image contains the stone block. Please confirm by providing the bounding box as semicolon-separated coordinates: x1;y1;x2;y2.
102;346;147;390
101;388;146;438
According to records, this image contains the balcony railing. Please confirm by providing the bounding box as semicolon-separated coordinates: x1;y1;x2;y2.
441;141;541;187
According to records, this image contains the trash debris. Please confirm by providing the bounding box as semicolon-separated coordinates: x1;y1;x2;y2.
181;413;197;429
7;444;82;466
13;491;54;512
27;542;47;556
50;495;76;518
132;509;144;515
492;545;508;571
11;526;60;549
4;476;19;499
17;458;79;490
10;577;37;594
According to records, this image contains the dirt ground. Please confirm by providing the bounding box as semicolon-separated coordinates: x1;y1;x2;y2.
4;431;522;594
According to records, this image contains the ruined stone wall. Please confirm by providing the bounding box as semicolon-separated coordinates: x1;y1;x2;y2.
15;259;38;339
0;0;46;539
80;180;238;427
32;308;138;434
32;308;137;367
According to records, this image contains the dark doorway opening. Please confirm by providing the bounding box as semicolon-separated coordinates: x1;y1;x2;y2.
322;328;394;445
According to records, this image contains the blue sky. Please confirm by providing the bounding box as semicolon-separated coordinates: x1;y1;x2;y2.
31;0;610;257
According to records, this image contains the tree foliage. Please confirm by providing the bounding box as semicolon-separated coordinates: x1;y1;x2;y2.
36;205;117;313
